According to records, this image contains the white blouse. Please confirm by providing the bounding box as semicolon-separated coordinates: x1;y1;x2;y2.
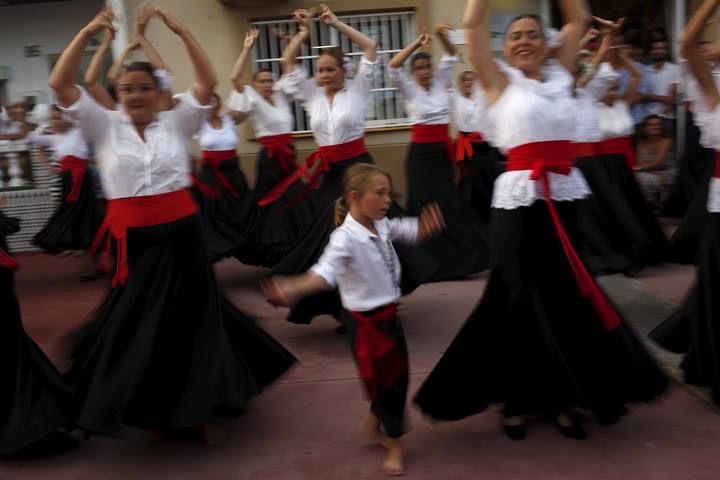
198;113;238;151
388;55;458;125
487;60;591;210
452;86;489;135
596;101;634;140
226;84;294;137
310;213;419;312
61;86;211;200
704;105;720;213
28;126;90;163
684;62;720;149
573;62;620;143
280;57;377;146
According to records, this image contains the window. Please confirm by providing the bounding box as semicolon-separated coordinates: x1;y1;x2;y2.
250;10;417;133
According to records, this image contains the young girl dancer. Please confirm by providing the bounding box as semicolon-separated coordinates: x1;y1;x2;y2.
414;0;666;440
263;164;444;476
51;8;295;443
389;24;489;280
650;0;720;406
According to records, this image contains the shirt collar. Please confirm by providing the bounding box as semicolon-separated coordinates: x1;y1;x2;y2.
118;110;160;129
342;212;388;243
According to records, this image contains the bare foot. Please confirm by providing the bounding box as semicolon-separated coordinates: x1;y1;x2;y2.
193;424;226;446
360;413;382;445
382;442;404;476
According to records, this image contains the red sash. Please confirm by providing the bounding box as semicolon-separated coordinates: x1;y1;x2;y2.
715;151;720;179
259;133;296;173
258;137;367;207
191;172;219;199
59;155;88;203
411;124;454;164
202;150;241;199
598;136;636;168
573;142;599;158
89;189;198;287
455;131;486;162
349;304;408;402
0;246;19;271
507;140;621;331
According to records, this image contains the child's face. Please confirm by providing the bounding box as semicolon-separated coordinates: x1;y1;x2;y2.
355;174;393;221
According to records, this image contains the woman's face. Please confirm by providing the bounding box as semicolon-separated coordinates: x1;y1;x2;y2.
117;70;161;123
317;54;345;92
460;72;475;96
50;110;67;133
645;118;664;137
412;57;433;88
503;18;546;74
253;71;275;98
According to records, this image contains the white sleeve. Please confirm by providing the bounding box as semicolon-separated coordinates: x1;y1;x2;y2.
27;128;54;148
585;62;621;101
388;217;419;245
309;229;352;287
167;85;213;138
58;86;110;145
348;56;377;100
434;54;459;90
388;65;416;99
226;87;256;114
278;66;318;102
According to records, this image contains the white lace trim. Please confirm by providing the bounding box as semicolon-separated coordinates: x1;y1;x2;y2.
492;168;592;210
708;177;720;213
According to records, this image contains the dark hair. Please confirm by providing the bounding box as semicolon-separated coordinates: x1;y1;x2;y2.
410;52;432;69
318;47;345;68
119;61;159;87
252;68;274;81
504;14;545;39
640;114;667;139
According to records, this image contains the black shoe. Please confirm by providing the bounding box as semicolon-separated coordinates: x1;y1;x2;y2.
334;324;347;335
554;416;586;440
503;423;527;441
80;270;105;282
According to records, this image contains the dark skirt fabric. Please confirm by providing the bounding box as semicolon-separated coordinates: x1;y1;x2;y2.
340;308;409;438
1;213;70;455
650;213;720;405
457;141;505;224
414;201;667;424
271;152;440;325
65;213;296;435
32;170;104;253
575;153;667;274
233;147;314;268
406;141;490;281
666;173;713;265
193;157;250;262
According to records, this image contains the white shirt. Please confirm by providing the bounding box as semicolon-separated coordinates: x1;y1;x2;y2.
388;55;458;125
280;57;377;146
646;61;678;118
198;114;238;151
61;86;211;200
310;213;419;312
683;61;720;148
487;60;591;210
452;87;489;135
28;126;90;163
226;84;294;137
596;100;634;139
703;104;720;213
574;62;620;143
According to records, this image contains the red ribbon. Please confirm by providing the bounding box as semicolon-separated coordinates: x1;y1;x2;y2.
59;155;88;204
598;136;636;169
507;140;621;331
258;137;367;208
0;246;19;271
259;133;296;173
349;304;408;402
191;173;220;199
573;142;600;158
714;151;720;179
411;124;454;164
455;131;486;162
89;189;198;287
202;150;241;199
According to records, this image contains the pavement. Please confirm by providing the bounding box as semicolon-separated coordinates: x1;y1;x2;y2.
1;253;719;480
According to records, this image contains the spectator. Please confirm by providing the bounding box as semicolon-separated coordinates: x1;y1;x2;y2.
645;39;679;132
635;114;676;210
615;38;651;129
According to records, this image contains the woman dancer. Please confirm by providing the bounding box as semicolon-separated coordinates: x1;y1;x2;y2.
650;0;720;406
51;8;295;442
388;24;489;280
226;28;313;267
414;0;666;440
263;164;444;476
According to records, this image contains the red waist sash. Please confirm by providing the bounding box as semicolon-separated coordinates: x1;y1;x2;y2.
259;133;296;173
349;304;408;402
715;151;720;179
89;189;198;287
258;137;367;207
506;140;621;331
456;131;486;162
0;246;19;271
573;142;599;158
59;155;88;203
411;124;454;164
598;136;636;168
202;150;241;199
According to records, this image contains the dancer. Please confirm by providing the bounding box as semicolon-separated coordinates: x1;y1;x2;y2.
650;0;720;406
50;8;295;441
263;164;445;476
226;28;313;267
414;0;666;440
388;24;489;280
267;4;439;325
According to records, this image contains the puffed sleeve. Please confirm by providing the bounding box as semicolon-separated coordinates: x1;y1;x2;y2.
309;228;352;287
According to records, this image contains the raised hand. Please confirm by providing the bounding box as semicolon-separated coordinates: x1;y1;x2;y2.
434;21;454;38
84;9;116;38
292;8;314;28
134;2;156;37
261;277;296;307
156;8;187;35
593;16;625;34
244;28;259;49
319;4;338;26
418;203;445;242
417;28;432;48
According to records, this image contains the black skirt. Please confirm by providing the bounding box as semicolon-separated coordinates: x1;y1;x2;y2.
575;153;667;274
457;140;505;224
414;201;667;424
65;213;296;435
233;147;315;268
32;170;104;253
406;141;490;280
666;171;714;265
1;213;70;455
650;212;720;405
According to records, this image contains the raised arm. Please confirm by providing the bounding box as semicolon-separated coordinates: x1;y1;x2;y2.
388;30;430;69
319;4;377;62
681;0;720;110
282;9;314;74
576;32;612;88
49;9;115;107
619;47;642;103
555;0;591;74
434;21;457;57
85;30;127;109
462;0;507;104
229;28;259;93
155;8;216;105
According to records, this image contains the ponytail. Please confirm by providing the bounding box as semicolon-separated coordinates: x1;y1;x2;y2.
334;196;349;227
